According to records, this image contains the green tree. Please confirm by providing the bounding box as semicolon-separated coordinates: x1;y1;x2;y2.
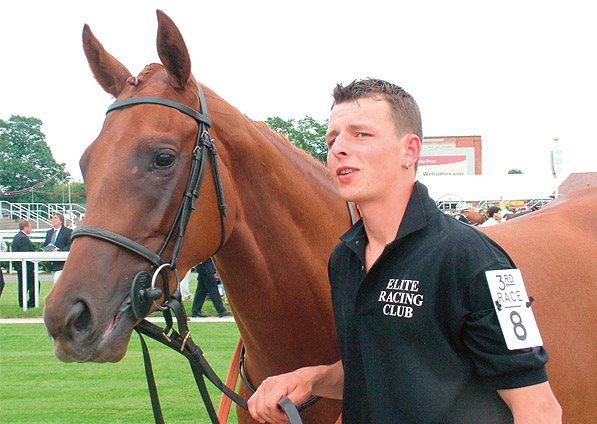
266;116;329;163
0;115;67;202
47;181;87;204
508;169;523;174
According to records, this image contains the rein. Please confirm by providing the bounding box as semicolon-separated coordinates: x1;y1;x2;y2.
71;89;304;423
134;291;304;424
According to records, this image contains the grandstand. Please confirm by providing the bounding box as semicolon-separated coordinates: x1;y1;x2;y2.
0;201;86;240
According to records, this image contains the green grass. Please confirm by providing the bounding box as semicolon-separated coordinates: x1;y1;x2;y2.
0;323;241;423
0;277;224;318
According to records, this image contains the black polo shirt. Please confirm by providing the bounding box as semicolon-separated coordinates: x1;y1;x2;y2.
329;182;548;424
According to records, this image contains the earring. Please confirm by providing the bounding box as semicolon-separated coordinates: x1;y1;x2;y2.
405;163;409;170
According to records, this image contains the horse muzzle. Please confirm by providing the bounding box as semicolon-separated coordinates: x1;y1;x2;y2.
44;289;137;363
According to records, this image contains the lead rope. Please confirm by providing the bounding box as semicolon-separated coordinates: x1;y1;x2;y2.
134;294;304;424
238;343;321;413
138;332;165;424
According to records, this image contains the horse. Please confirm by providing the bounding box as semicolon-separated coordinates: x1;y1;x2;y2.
43;10;346;424
460;208;486;225
479;186;597;423
42;10;597;423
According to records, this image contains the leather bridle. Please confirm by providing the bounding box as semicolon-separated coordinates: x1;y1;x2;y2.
70;87;305;423
72;88;228;312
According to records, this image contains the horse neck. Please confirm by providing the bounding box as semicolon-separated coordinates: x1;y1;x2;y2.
206;98;347;370
207;96;347;247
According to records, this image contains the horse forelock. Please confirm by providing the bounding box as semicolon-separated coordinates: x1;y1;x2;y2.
135;63;162;83
128;63;200;105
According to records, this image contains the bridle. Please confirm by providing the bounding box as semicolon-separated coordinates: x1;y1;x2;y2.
70;87;306;424
72;88;228;315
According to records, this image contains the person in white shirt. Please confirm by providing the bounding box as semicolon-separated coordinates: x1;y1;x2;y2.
481;206;502;226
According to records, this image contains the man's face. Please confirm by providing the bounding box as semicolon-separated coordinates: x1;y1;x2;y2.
51;215;61;228
326;98;409;205
23;224;32;235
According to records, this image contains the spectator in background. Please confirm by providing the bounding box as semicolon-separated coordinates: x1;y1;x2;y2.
12;220;36;307
191;258;231;318
43;213;72;284
0;235;7;297
481;206;502;227
179;268;194;301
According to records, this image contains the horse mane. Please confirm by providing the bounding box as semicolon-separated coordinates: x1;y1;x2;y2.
251;120;330;176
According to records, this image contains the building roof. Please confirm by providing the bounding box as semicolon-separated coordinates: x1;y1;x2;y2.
557;172;597;195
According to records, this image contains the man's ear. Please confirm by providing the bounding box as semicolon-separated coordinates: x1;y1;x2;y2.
404;134;422;167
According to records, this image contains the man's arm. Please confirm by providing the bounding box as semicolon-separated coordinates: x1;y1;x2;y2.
58;227;72;251
497;381;561;423
248;360;344;424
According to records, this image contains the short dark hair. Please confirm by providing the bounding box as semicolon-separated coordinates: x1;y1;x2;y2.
19;220;31;230
487;206;500;218
332;78;423;140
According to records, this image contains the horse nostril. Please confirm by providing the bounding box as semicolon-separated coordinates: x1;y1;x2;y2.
67;301;92;335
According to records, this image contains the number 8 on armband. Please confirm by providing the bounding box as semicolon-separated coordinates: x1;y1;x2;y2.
486;269;543;350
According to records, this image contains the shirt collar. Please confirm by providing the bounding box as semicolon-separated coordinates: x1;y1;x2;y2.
340;181;440;249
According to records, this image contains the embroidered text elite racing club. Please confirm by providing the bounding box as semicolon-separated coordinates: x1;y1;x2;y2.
378;279;424;318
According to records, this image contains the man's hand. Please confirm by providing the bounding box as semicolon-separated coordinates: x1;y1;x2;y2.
248;361;343;424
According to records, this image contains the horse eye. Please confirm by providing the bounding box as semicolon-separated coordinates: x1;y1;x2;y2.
154;153;175;168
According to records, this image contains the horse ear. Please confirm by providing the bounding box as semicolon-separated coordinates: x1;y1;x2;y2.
156;10;191;90
82;24;132;97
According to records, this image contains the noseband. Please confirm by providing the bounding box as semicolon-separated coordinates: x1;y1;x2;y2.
71;87;228;317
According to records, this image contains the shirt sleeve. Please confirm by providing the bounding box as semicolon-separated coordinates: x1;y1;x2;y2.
461;268;549;390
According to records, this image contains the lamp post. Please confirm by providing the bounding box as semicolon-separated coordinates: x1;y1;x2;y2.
550;138;562;198
67;176;72;226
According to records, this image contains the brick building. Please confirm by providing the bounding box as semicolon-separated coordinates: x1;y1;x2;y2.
420;135;482;175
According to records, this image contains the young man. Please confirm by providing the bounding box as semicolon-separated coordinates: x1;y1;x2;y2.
482;205;503;226
43;213;72;283
248;79;561;423
12;220;36;307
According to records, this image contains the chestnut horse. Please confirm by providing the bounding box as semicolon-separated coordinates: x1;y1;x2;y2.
461;208;486;225
43;10;596;423
43;10;345;424
480;186;597;423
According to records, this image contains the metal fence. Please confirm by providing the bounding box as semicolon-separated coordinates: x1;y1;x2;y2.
0;201;86;229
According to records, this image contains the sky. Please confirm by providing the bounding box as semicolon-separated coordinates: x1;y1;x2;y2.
2;0;596;183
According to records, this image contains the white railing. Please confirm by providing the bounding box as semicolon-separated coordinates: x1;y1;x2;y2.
0;229;49;244
0;201;86;229
0;251;69;312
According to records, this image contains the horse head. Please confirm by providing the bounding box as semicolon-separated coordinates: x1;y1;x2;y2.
44;10;237;363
